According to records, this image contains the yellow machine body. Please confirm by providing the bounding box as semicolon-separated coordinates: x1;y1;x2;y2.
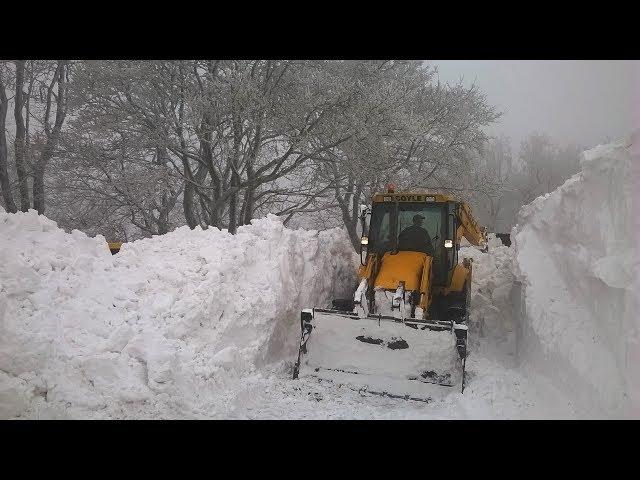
107;242;123;254
359;191;485;319
373;251;428;291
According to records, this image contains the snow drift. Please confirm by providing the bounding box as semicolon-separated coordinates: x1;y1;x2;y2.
0;208;577;419
0;212;357;419
512;132;640;418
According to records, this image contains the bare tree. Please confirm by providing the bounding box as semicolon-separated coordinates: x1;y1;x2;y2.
71;60;362;234
310;63;501;250
0;60;72;215
50;123;184;238
0;63;17;212
464;133;584;233
13;60;30;211
4;60;505;244
464;135;514;231
31;60;69;214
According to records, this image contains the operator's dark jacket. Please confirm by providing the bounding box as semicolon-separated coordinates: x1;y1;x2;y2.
398;225;435;256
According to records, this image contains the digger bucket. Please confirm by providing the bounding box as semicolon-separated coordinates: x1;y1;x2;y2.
293;308;468;402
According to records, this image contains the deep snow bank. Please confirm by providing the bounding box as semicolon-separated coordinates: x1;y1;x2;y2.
462;234;515;345
0;211;357;418
512;132;640;418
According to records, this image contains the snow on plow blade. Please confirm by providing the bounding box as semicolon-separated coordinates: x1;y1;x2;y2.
293;308;467;402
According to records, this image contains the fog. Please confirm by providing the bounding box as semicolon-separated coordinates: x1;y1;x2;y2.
427;60;639;149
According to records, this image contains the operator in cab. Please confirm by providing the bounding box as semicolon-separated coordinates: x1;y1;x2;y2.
398;214;435;256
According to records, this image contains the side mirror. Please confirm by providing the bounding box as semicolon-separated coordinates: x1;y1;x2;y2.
360;236;368;266
447;211;457;269
359;205;371;238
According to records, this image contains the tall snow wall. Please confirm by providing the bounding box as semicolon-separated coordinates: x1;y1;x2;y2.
0;211;357;418
512;132;640;418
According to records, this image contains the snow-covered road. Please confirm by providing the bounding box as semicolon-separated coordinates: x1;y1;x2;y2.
213;239;577;420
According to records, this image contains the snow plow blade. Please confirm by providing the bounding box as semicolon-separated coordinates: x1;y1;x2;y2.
293;308;468;402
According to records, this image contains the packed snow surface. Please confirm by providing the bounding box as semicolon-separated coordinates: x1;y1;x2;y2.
512;131;639;418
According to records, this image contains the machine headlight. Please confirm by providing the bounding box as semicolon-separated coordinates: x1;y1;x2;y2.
444;239;453;248
361;236;369;245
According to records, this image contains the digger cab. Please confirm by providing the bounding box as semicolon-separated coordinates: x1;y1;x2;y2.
365;194;460;287
358;193;476;322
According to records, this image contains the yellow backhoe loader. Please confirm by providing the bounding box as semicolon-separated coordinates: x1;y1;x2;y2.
293;188;487;402
107;242;123;254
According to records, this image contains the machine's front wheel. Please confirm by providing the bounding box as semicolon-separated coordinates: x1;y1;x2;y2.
331;298;355;311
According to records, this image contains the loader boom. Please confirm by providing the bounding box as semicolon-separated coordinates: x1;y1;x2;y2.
456;201;487;248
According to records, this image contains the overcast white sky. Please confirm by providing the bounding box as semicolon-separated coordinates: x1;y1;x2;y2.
426;60;639;150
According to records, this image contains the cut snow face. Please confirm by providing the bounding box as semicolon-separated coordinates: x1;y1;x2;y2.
0;211;357;419
512;131;640;418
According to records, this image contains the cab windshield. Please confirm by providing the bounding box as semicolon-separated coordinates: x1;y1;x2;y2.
369;202;446;256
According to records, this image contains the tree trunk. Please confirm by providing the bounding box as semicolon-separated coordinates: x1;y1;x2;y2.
183;180;198;229
14;60;31;211
241;158;254;226
198;123;221;227
228;116;242;234
156;189;178;234
157;215;169;235
342;207;360;252
32;61;67;215
228;172;239;234
32;164;45;214
242;186;253;226
337;196;360;252
0;75;17;213
157;202;169;235
242;121;261;226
